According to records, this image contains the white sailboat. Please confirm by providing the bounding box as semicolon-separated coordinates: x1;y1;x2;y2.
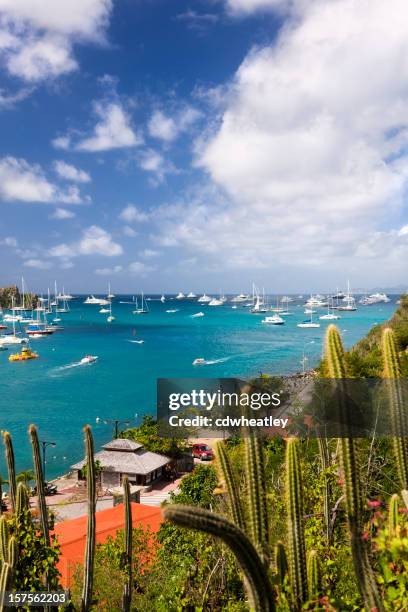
107;283;115;299
297;310;320;328
133;292;149;314
319;301;340;320
0;298;28;345
107;300;115;323
337;281;357;311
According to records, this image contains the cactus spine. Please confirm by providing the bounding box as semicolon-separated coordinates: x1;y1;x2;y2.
388;493;399;536
3;433;16;512
381;327;408;489
15;482;29;516
29;425;50;546
307;550;321;599
245;431;269;562
216;441;245;530
0;563;11;611
274;541;288;586
286;439;307;609
0;517;9;564
81;425;96;612
325;325;383;612
163;504;276;612
122;476;132;612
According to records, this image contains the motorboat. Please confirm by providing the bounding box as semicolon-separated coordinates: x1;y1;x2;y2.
99;307;110;313
231;293;250;303
193;358;206;365
9;347;38;362
297;321;321;328
197;294;212;303
0;335;28;346
359;292;390;305
80;355;98;365
84;296;109;306
261;315;285;325
319;313;340;320
166;309;178;313
208;298;223;306
191;312;205;318
175;292;185;300
187;292;197;298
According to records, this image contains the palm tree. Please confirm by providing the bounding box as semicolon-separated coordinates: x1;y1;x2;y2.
0;474;8;515
17;469;35;487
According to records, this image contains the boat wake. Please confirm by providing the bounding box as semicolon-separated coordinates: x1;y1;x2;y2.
128;340;145;344
195;356;231;366
49;358;97;376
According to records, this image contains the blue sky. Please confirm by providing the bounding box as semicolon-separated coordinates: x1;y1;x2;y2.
0;0;407;294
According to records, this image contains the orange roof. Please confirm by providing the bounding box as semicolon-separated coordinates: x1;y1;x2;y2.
52;502;162;587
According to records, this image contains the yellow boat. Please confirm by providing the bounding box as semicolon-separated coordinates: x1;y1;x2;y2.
8;347;39;362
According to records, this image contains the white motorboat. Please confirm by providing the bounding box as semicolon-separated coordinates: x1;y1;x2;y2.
80;355;98;365
319;313;340;320
359;292;390;305
166;309;178;313
99;307;109;313
175;292;185;300
191;312;205;318
304;308;317;314
231;293;250;303
0;335;28;346
193;358;206;365
297;321;321;328
187;292;196;298
197;294;212;303
208;298;223;306
261;315;285;325
84;295;109;306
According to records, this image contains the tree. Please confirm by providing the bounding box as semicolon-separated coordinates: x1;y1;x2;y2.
16;469;35;487
120;416;189;459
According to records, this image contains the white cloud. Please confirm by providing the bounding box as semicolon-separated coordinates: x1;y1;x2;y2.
50;207;76;220
54;160;91;183
23;258;52;269
52;136;71;151
95;264;123;275
148;107;201;142
0;156;84;203
128;261;156;276
0;0;113;82
122;225;138;237
140;248;160;258
119;204;148;223
0;236;18;247
155;0;408;283
225;0;289;13
72;102;142;152
138;149;176;184
50;225;123;258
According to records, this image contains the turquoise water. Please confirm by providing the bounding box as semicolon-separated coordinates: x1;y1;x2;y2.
0;295;398;478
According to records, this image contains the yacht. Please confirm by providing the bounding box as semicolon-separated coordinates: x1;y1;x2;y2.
187;292;197;299
305;295;329;308
231;293;250;303
84;295;109;306
208;298;223;306
359;292;390;305
261;315;285;325
193;358;206;366
175;292;185;300
198;294;212;303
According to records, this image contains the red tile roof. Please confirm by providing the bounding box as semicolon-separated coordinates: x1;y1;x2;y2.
52;502;162;587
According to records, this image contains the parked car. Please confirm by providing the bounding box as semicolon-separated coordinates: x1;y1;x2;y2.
192;444;214;461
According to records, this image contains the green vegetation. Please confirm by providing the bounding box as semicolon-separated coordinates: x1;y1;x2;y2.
120;415;190;459
0;286;37;310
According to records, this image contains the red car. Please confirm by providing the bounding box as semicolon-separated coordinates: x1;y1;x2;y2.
192;444;214;461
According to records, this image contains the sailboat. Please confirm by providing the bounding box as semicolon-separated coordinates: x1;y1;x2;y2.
319;301;340;320
297;310;320;328
133;292;149;314
107;283;115;299
107;300;115;323
337;280;357;311
0;298;29;345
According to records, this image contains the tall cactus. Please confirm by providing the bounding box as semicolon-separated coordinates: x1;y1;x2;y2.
15;482;29;517
81;426;96;612
388;493;399;536
245;431;269;562
274;541;288;586
286;439;307;609
324;325;383;612
0;516;9;564
122;476;132;612
381;327;408;489
163;504;276;612
216;441;245;530
0;563;11;611
317;438;331;544
3;432;16;512
29;425;50;546
307;549;321;599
